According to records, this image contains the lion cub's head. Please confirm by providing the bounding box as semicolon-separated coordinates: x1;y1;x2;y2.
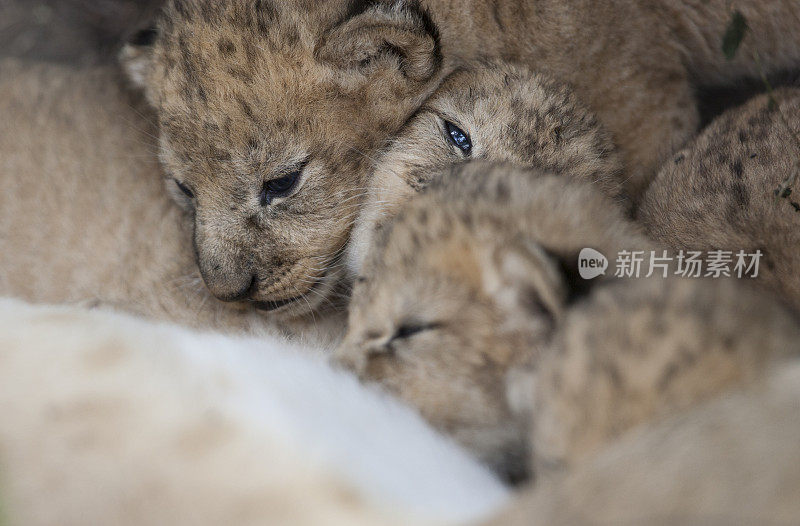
121;0;446;317
346;60;625;275
336;163;644;481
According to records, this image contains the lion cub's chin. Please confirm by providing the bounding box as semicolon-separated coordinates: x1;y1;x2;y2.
254;266;348;322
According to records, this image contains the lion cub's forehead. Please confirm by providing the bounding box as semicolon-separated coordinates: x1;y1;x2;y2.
152;16;328;122
373;200;494;291
148;1;367;153
154;0;325;84
158;0;340;50
431;62;562;116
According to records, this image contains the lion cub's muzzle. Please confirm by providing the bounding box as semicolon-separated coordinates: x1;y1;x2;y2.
198;254;330;316
197;258;258;304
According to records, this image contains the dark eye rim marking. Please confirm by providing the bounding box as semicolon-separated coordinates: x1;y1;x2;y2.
392;322;441;341
130;27;158;47
174;179;195;199
443;120;472;154
260;160;309;206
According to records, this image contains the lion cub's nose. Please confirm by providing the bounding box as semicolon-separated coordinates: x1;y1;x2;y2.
208;274;258;303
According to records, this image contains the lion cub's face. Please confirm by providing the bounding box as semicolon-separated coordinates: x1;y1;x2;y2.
337;166;586;482
121;0;445;317
346;61;624;274
337;163;647;481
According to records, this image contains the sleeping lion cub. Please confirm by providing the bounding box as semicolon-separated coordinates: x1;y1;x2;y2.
336;163;800;481
0;59;343;344
122;0;800;316
338;162;648;480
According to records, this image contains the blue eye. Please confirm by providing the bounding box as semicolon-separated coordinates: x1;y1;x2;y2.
261;171;300;206
444;121;472;154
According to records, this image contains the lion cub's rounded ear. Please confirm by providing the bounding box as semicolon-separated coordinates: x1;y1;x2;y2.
316;1;442;83
481;239;569;328
120;27;159;89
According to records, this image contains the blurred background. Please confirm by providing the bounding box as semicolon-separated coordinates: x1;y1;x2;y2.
0;0;162;65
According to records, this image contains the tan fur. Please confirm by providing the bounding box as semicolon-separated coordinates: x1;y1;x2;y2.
532;273;800;474
639;88;800;312
337;162;800;481
346;59;625;274
123;0;800;311
485;359;800;526
0;59;344;344
0;300;414;526
120;1;447;316
336;163;650;481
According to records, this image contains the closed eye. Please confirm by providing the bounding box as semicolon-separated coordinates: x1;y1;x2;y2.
444;120;472;155
260;170;301;206
392;322;440;341
174;179;194;199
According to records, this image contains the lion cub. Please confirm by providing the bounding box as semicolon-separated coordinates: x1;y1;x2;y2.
121;0;800;315
639;88;800;312
346;59;625;275
0;299;507;525
336;162;800;481
0;59;343;344
488;359;800;526
531;271;800;474
337;162;649;481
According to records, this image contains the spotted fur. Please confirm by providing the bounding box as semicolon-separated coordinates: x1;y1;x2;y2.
123;0;800;315
336;162;650;482
487;359;800;526
532;273;800;475
639;88;800;312
0;58;344;344
336;162;800;482
346;59;625;275
122;0;448;318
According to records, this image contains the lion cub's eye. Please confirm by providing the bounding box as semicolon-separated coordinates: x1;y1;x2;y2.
392;323;439;341
175;180;194;199
260;171;300;206
444;121;472;154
